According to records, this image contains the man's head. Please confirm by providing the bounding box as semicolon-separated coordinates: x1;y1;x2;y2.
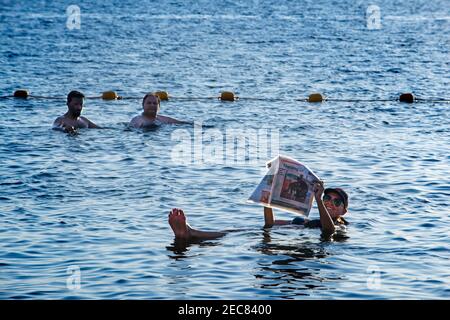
142;93;160;118
323;188;348;218
67;90;85;118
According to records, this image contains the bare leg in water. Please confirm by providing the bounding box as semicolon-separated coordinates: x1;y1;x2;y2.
168;208;226;240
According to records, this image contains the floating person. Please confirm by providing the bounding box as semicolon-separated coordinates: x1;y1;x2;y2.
168;181;349;240
53;90;101;133
129;93;188;128
265;182;348;234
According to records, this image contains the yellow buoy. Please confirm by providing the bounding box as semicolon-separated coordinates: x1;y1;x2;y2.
14;89;29;98
153;91;169;101
102;91;119;100
399;93;414;103
220;91;236;101
308;93;323;102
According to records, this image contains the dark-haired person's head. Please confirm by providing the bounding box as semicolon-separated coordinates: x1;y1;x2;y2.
323;188;348;218
142;93;160;118
67;91;85;118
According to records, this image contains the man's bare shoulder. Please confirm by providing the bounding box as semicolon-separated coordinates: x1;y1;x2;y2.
53;115;65;126
79;116;92;124
129;115;144;127
130;115;144;121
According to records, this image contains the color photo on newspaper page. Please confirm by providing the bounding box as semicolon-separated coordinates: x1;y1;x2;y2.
248;155;321;216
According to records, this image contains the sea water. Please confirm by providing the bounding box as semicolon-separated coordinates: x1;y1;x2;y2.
0;0;449;299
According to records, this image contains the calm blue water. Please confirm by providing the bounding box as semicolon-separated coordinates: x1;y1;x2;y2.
0;0;449;299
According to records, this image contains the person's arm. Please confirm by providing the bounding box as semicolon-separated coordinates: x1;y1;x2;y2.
52;118;77;133
88;121;101;129
264;207;274;227
159;115;191;124
263;207;291;228
81;117;101;129
169;118;190;124
52;124;66;132
314;181;336;234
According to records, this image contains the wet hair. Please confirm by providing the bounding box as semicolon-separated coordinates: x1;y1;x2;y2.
142;93;160;106
67;90;85;104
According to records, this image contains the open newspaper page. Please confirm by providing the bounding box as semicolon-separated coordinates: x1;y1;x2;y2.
248;155;321;217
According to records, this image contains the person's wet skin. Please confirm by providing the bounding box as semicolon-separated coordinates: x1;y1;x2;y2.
168;208;190;240
168;208;227;241
129;93;188;129
53;90;101;132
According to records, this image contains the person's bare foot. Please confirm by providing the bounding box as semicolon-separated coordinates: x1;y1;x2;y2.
168;208;191;239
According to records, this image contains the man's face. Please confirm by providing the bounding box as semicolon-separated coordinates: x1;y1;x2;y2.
323;191;347;218
67;97;84;118
143;95;159;117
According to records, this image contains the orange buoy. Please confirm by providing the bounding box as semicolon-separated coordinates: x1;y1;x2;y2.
14;89;29;98
220;91;236;101
308;93;324;102
399;93;414;103
153;91;169;101
102;91;119;100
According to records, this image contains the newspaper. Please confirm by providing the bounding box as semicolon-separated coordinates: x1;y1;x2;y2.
248;155;321;217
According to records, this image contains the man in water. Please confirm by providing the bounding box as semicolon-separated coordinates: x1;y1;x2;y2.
129;93;187;128
168;181;349;240
53;90;101;132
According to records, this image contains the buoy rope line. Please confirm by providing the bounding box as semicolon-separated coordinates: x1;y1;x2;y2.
1;90;449;103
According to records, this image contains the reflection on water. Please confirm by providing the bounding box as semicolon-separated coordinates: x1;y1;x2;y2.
254;229;334;298
165;226;351;298
253;229;348;298
166;238;223;259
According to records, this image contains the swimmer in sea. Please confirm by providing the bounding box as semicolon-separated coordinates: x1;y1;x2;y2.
53;90;101;133
129;93;188;128
263;182;348;233
168;181;349;240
